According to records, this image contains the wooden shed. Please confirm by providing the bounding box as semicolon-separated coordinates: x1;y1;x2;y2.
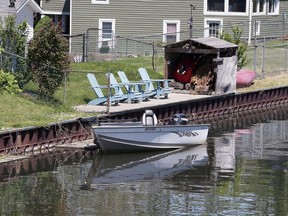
164;37;238;94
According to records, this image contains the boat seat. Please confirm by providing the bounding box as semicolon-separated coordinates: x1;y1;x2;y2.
142;110;158;126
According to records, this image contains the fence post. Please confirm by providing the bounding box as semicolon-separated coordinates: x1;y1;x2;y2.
285;44;287;73
126;38;128;58
262;37;265;79
283;11;286;39
152;42;155;70
63;70;67;102
113;33;116;61
253;20;257;73
106;70;111;114
253;43;257;73
82;33;86;62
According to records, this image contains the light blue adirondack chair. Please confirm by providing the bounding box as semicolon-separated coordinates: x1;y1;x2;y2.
107;72;143;104
117;71;153;100
86;73;120;105
138;67;172;99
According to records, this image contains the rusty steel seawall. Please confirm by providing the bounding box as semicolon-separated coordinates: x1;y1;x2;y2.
108;86;288;122
0;119;92;155
0;86;287;155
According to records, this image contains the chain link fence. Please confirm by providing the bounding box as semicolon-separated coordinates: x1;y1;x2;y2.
67;17;288;69
68;28;164;70
246;41;288;79
2;19;288;113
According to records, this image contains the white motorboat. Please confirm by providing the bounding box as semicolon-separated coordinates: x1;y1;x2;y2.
92;110;210;153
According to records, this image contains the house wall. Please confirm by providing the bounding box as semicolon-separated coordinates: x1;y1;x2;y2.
41;0;70;14
0;3;16;20
252;1;288;39
66;0;288;58
16;4;34;41
202;0;288;40
70;0;200;40
70;0;288;41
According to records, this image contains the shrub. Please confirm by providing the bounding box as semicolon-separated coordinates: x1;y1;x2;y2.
0;70;22;94
0;15;29;88
220;26;250;70
27;21;70;99
34;15;52;33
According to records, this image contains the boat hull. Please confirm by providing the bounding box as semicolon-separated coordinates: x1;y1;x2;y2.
92;124;209;153
236;69;256;88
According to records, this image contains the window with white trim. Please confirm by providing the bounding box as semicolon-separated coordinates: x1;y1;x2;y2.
204;18;223;37
99;19;115;48
163;20;180;44
253;0;265;15
205;0;248;15
268;0;279;15
92;0;109;4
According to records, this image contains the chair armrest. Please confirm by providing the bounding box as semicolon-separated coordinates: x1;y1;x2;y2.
99;85;108;88
150;79;173;82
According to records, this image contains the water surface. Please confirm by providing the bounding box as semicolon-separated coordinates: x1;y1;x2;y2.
0;108;287;215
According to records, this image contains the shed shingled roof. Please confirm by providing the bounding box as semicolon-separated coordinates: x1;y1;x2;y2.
165;37;238;50
193;37;238;49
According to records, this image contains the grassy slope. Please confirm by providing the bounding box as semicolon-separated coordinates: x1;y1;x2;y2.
237;73;288;92
0;57;164;129
0;91;83;129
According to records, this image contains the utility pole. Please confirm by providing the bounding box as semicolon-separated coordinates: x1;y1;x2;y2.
189;4;196;39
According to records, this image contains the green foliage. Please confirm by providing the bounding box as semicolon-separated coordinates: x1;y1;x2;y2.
0;15;30;88
27;20;70;99
34;15;52;33
220;26;250;70
0;70;22;94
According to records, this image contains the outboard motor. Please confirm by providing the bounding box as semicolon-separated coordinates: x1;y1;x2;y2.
169;113;188;125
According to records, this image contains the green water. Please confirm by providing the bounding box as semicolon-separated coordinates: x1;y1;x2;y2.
0;109;287;215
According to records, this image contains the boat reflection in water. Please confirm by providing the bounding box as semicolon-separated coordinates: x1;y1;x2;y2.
82;144;208;188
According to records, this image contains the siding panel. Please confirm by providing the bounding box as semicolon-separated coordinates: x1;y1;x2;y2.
41;0;70;13
70;0;288;47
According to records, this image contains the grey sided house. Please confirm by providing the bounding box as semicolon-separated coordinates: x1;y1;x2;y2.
40;0;288;55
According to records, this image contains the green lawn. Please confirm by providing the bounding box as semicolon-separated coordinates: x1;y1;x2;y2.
0;57;164;130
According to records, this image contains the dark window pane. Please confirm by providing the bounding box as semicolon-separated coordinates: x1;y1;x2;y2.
102;22;112;39
259;0;265;12
253;0;257;13
269;0;277;13
229;0;246;12
166;35;176;43
208;0;224;12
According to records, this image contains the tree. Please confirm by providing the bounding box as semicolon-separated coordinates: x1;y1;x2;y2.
27;20;70;99
220;26;250;70
0;15;29;88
